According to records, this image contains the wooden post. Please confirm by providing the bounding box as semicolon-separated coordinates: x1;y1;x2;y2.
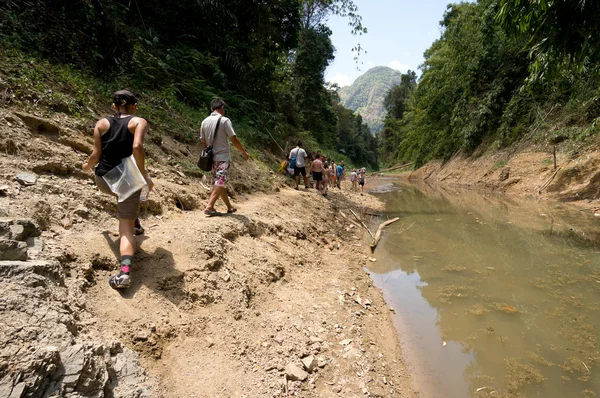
553;145;557;170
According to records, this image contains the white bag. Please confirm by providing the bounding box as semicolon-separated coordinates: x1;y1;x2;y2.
102;155;147;202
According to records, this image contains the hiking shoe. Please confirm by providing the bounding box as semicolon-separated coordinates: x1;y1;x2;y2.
109;273;131;289
134;219;144;235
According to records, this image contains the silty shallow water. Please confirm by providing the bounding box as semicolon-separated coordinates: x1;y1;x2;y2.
366;181;600;398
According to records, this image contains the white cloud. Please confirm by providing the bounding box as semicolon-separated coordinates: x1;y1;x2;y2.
327;73;351;87
387;60;411;73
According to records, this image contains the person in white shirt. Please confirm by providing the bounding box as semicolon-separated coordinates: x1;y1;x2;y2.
289;141;309;190
200;99;249;215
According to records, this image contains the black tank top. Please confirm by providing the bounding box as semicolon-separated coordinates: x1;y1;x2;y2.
95;115;135;177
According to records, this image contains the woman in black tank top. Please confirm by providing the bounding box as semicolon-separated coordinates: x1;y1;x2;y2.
82;90;153;290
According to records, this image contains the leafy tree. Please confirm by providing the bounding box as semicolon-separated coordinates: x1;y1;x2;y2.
497;0;600;76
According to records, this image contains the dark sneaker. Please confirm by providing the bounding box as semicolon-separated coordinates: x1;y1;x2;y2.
109;273;131;289
134;219;144;235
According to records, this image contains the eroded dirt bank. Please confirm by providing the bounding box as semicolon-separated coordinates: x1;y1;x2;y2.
405;146;600;210
0;107;415;397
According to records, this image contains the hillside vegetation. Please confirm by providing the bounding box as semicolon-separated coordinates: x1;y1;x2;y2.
0;0;379;169
379;0;600;168
339;66;403;134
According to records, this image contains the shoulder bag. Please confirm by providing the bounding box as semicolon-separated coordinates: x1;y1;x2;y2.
197;116;223;171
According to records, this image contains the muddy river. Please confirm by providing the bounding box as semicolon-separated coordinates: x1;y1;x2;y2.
366;181;600;398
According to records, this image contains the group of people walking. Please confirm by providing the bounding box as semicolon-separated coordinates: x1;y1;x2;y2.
82;91;368;290
283;142;367;195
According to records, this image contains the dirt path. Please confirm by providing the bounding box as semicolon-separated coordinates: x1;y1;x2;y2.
55;185;415;397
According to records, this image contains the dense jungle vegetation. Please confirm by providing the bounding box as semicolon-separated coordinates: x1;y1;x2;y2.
0;0;379;169
379;0;600;167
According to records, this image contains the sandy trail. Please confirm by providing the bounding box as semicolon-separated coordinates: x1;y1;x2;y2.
56;185;415;397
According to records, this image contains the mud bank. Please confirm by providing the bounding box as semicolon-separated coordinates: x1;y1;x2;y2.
405;146;600;210
0;107;416;397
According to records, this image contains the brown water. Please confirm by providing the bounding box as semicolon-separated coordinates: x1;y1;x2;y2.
366;181;600;398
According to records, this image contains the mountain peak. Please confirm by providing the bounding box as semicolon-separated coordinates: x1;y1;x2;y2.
339;67;404;133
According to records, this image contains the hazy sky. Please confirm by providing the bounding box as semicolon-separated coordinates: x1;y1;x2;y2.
325;0;457;87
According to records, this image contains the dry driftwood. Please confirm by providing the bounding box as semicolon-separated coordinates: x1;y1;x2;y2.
536;167;561;194
370;217;400;251
339;211;363;230
349;209;375;240
373;162;413;174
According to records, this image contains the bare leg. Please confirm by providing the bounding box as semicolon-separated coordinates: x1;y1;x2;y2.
218;186;233;210
303;175;309;188
295;175;300;189
206;187;221;210
119;218;136;256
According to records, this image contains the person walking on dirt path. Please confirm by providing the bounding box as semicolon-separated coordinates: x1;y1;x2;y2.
336;162;344;189
358;168;366;194
330;161;337;189
350;169;358;192
322;161;330;196
201;99;250;216
82;90;153;289
289;141;309;190
311;154;324;192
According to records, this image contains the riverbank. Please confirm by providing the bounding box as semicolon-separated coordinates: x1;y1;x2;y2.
403;145;600;211
0;107;416;397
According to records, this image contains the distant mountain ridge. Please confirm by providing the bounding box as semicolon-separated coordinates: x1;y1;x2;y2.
338;66;403;134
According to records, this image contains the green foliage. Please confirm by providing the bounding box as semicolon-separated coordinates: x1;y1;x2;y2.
0;0;377;168
379;0;600;168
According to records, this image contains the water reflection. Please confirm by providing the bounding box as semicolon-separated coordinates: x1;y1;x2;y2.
366;181;600;398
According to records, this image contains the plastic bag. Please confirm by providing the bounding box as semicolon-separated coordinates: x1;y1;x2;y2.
102;155;147;202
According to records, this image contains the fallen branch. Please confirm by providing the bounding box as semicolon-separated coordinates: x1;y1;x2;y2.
535;167;561;194
370;217;400;251
374;162;413;174
350;209;375;240
339;211;363;230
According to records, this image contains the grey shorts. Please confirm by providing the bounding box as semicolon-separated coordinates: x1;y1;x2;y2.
95;175;141;220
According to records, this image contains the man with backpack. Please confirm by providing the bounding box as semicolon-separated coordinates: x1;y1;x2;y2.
289;141;309;190
200;99;250;216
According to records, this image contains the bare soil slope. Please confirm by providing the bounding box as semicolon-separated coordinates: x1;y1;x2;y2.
0;107;415;397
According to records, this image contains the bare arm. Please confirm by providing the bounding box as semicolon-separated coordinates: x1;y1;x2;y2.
131;117;154;191
200;138;207;150
230;136;249;160
82;119;107;171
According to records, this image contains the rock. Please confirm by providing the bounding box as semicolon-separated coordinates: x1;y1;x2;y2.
219;268;231;282
0;185;8;196
285;363;308;381
26;237;44;259
13;111;60;135
16;219;42;238
15;172;38;186
499;167;510;182
0;239;28;261
301;356;318;373
134;331;149;342
9;224;26;240
339;339;353;346
32;200;53;230
73;206;90;219
274;334;285;344
61;216;72;230
309;336;323;344
0;219;11;238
